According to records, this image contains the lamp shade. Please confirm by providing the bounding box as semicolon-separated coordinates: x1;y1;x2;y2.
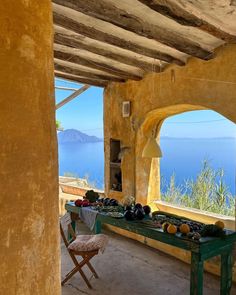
142;137;162;158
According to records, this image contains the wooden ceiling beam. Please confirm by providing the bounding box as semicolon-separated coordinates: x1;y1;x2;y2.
54;62;126;83
138;0;236;43
56;84;90;109
53;0;213;60
54;49;143;81
53;4;185;65
54;30;162;73
55;86;80;91
55;71;108;87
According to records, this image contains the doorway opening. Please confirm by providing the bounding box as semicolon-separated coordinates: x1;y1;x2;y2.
159;110;236;216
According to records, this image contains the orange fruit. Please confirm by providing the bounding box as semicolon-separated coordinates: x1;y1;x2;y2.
162;222;170;232
167;224;177;234
215;220;225;229
179;224;190;234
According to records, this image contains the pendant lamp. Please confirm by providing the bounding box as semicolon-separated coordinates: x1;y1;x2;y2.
142;137;162;158
142;62;163;158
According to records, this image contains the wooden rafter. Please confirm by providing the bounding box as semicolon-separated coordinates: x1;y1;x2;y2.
52;1;236;87
54;29;163;73
56;84;90;109
53;3;186;65
55;86;80;91
53;0;213;60
54;48;143;81
54;60;126;83
55;71;109;87
138;0;236;43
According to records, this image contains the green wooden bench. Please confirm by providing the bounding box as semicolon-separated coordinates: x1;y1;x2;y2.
65;202;236;295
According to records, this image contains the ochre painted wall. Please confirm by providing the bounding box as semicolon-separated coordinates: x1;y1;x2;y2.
104;44;236;280
104;44;236;204
0;1;60;294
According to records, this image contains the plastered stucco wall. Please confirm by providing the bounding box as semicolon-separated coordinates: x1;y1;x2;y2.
104;44;236;281
104;44;236;205
0;1;60;294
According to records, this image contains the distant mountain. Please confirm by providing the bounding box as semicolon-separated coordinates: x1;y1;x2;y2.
58;129;103;144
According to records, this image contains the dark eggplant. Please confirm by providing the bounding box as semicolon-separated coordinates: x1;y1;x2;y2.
134;208;145;220
143;205;151;215
103;198;110;206
125;205;132;211
124;210;135;221
134;203;143;210
110;199;118;206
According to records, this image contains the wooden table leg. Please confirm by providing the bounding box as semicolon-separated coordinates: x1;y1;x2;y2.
94;219;102;234
71;219;76;233
190;252;203;295
68;213;76;240
220;247;233;295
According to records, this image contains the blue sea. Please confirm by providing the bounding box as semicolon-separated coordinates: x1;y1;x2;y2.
58;138;236;194
58;142;105;189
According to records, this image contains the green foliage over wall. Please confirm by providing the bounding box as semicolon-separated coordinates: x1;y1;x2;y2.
56;120;63;130
161;160;235;216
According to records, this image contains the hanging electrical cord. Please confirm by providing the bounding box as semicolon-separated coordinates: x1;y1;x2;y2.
181;76;236;86
165;119;227;124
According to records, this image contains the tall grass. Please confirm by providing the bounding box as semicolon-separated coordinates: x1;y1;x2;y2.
161;160;235;216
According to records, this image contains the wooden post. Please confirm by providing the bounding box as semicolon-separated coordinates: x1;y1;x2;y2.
0;1;60;293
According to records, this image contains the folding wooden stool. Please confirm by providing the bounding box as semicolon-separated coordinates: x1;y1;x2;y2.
60;213;107;289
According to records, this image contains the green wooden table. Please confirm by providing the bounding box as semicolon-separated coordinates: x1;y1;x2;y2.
65;202;236;295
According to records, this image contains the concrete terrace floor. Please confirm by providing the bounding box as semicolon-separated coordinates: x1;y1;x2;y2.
61;221;236;295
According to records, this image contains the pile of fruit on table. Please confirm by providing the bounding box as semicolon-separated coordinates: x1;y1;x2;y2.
75;190;120;208
151;211;225;240
74;192;226;241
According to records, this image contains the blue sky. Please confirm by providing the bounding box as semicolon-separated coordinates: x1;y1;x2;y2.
161;111;236;138
55;78;236;138
55;79;104;138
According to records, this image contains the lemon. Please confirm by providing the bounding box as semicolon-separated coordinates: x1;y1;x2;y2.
179;224;190;234
167;224;177;234
215;220;225;229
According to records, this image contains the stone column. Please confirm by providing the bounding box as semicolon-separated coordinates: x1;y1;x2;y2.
0;1;60;294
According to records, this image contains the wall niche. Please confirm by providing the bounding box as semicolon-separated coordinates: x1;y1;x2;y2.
110;139;122;192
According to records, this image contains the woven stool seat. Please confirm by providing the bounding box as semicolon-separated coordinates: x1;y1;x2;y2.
68;234;108;253
60;213;108;289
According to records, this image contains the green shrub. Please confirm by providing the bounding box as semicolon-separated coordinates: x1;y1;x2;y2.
161;160;235;216
56;120;63;130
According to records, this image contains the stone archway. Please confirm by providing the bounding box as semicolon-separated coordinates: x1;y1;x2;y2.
104;44;236;207
135;104;226;206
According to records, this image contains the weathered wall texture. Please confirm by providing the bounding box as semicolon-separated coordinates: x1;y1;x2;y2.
0;1;60;294
104;44;236;205
104;43;236;280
